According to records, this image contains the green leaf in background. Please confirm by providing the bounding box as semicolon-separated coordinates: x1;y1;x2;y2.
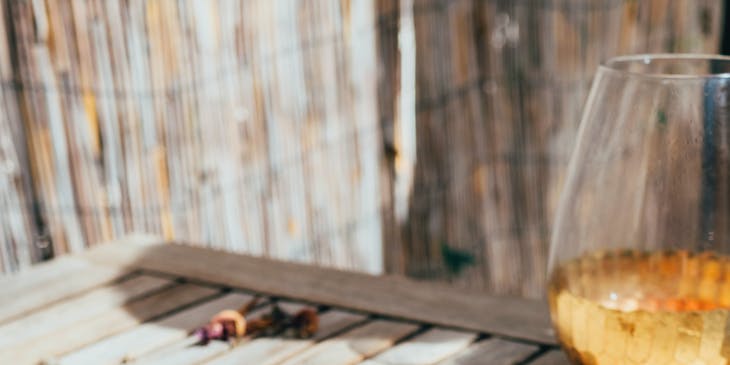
441;242;476;276
657;110;668;126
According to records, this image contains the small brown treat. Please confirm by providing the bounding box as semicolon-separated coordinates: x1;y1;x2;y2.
290;308;318;338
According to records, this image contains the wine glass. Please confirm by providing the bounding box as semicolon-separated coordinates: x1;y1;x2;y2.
548;54;730;365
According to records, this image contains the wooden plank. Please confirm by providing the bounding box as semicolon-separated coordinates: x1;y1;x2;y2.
0;0;385;275
0;256;125;293
528;350;569;365
84;241;555;344
360;328;477;365
130;303;276;365
0;257;129;324
0;275;171;351
204;309;367;365
33;44;87;252
59;292;255;365
275;320;419;365
0;0;36;273
2;283;218;365
0;253;86;296
435;338;539;365
134;340;230;365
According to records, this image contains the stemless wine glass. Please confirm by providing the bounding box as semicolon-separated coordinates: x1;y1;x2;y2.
548;54;730;365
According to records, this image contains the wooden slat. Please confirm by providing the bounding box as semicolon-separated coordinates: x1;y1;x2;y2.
204;309;367;365
435;338;539;365
3;283;218;365
310;311;369;341
83;241;555;344
0;235;159;316
131;303;276;365
0;275;171;351
359;328;477;365
275;320;419;365
0;0;385;274
131;339;230;365
0;256;88;295
59;292;255;365
0;256;129;323
528;350;569;365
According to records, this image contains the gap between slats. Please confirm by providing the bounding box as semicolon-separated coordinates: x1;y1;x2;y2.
0;275;219;365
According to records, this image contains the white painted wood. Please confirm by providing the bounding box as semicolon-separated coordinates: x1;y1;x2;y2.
59;292;254;365
130;303;274;365
204;309;366;365
360;328;476;365
435;338;538;365
0;275;171;351
276;320;419;365
1;284;218;365
0;257;128;323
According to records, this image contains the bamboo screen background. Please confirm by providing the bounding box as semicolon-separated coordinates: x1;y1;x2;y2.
0;0;723;297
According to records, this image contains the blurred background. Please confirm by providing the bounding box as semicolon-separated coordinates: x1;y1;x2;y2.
0;0;725;298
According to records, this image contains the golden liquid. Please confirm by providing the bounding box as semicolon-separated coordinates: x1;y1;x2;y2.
548;250;730;365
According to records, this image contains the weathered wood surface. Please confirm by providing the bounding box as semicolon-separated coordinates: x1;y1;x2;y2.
2;284;218;365
275;320;420;365
0;0;38;273
0;255;130;324
59;292;255;365
359;328;477;365
0;275;172;351
130;303;276;365
0;238;563;365
83;239;556;345
204;309;367;364
0;0;722;300
435;338;539;365
0;0;384;275
530;351;571;365
398;0;724;297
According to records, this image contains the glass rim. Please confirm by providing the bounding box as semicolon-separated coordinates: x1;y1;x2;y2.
600;53;730;80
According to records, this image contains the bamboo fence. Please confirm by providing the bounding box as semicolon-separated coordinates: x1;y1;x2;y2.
0;0;725;297
0;0;384;274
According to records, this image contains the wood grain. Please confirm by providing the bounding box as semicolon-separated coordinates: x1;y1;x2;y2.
131;303;275;365
276;320;419;365
131;340;230;365
435;338;538;365
396;0;725;298
528;350;570;365
0;275;171;351
0;0;385;275
83;241;556;344
359;328;476;365
0;243;561;364
59;292;255;365
0;257;129;324
0;256;88;296
1;283;218;365
0;0;36;272
204;309;367;365
0;0;724;300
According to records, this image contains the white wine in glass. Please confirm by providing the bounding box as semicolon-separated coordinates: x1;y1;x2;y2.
548;55;730;365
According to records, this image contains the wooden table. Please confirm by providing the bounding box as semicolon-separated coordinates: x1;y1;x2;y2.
0;236;569;365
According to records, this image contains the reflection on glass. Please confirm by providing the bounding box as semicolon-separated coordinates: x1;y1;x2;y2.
548;54;730;365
